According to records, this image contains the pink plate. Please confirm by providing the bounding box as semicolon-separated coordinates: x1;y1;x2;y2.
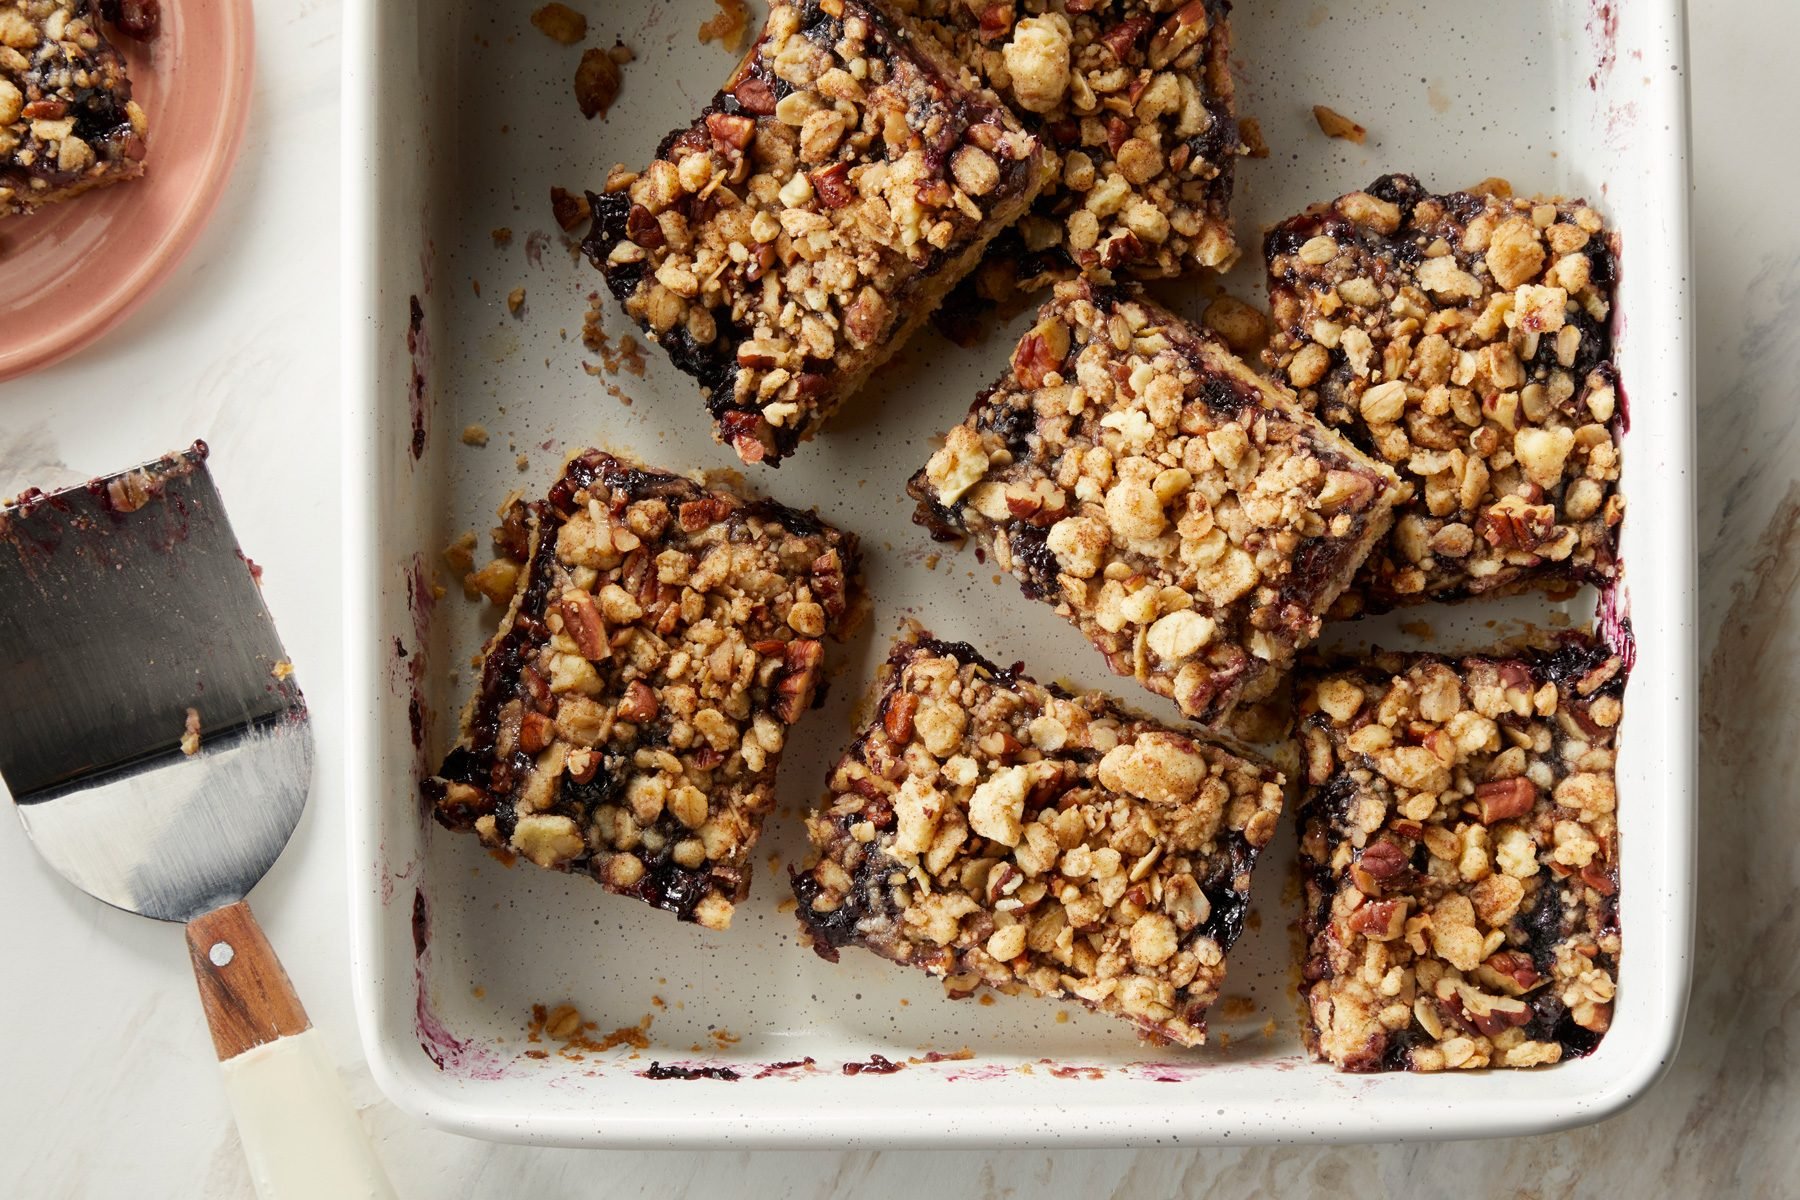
0;0;254;382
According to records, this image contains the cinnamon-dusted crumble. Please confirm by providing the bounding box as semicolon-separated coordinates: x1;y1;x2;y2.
792;627;1284;1046
425;450;862;930
581;0;1052;467
901;0;1244;292
908;281;1404;724
1295;639;1623;1071
1;0;148;216
1265;175;1624;612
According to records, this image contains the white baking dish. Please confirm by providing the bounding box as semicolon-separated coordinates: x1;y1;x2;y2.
342;0;1694;1146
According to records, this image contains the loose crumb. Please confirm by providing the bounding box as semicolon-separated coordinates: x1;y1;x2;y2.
491;227;513;246
271;660;294;681
180;707;202;756
471;279;481;297
530;3;587;44
507;287;526;316
461;424;489;448
574;46;622;119
1200;294;1271;357
444;530;477;576
515;454;530;470
697;0;750;52
1312;104;1367;143
1240;116;1270;159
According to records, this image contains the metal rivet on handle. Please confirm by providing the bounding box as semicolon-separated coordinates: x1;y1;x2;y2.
209;941;235;967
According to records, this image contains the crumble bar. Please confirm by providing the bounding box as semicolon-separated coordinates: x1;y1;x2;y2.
425;450;861;930
1265;174;1624;611
1295;639;1623;1071
902;0;1242;292
581;0;1051;466
792;626;1284;1045
909;281;1404;724
1;0;147;216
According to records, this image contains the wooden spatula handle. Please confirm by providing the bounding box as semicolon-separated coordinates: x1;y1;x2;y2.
187;901;311;1057
185;901;397;1200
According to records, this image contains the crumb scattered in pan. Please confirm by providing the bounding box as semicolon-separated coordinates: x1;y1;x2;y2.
697;0;750;52
530;3;587;45
271;660;294;681
1312;104;1367;143
444;530;477;575
466;556;520;606
574;46;622;120
180;707;201;756
491;227;513;247
1399;618;1436;640
470;279;481;297
526;1003;654;1057
507;287;525;316
1218;995;1258;1021
550;186;590;232
515;454;530;471
1200;294;1271;357
1240;116;1270;159
461;424;489;448
607;41;634;64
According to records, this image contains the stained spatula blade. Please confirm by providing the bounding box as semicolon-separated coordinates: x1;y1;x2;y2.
0;444;312;921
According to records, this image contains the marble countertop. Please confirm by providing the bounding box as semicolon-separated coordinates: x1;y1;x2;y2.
2;1;1793;1195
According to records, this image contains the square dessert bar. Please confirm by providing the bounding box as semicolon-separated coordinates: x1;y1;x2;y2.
1;0;148;215
792;627;1285;1046
1294;639;1624;1072
906;0;1243;289
908;281;1404;724
426;450;861;930
581;0;1051;467
1265;174;1624;611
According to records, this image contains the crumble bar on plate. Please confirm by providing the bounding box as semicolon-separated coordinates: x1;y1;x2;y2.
0;0;147;216
901;0;1244;292
909;280;1404;724
1265;174;1624;612
581;0;1051;466
425;451;861;930
792;626;1284;1046
1294;639;1624;1071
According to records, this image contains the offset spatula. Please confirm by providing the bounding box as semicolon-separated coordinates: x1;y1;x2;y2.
0;445;394;1200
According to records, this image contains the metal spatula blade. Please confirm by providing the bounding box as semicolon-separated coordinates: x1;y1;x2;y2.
0;442;310;922
0;444;395;1200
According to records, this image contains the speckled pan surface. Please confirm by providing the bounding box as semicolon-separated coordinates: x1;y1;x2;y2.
342;0;1693;1147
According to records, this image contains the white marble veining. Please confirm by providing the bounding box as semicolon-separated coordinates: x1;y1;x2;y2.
0;0;1794;1195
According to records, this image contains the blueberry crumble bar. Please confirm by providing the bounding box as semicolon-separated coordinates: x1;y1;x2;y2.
425;451;862;930
1295;639;1624;1071
909;281;1404;724
1;0;147;216
581;0;1051;467
792;626;1284;1046
1265;175;1624;612
901;0;1243;292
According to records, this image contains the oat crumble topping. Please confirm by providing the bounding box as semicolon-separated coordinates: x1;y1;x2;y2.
1265;174;1624;611
582;0;1051;466
1295;640;1623;1071
426;451;862;930
793;626;1284;1045
0;0;146;216
909;281;1404;724
900;0;1244;293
